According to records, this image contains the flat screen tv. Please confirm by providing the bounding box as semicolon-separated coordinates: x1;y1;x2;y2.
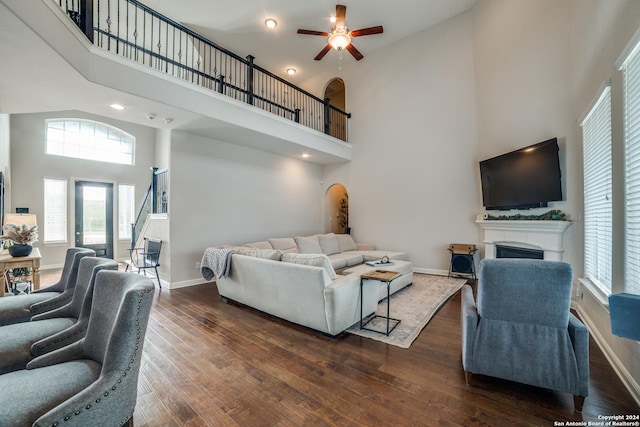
479;138;563;210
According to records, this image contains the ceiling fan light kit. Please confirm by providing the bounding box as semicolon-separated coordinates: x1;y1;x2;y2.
328;27;350;50
297;4;383;61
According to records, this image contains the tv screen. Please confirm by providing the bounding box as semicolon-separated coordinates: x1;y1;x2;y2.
479;138;563;210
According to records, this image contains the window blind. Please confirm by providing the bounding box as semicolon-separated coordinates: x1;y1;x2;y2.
118;184;135;240
581;85;612;294
44;178;67;243
622;40;640;296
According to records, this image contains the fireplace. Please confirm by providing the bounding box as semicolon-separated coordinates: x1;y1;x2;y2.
476;219;572;261
496;244;544;259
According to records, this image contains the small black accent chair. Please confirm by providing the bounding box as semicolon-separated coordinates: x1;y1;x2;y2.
0;271;155;426
126;237;162;288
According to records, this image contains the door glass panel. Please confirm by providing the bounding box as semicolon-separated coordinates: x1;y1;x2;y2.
82;186;107;244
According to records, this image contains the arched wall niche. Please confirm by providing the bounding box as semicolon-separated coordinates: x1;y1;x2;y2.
325;183;349;234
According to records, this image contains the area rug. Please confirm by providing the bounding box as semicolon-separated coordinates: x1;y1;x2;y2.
346;274;467;348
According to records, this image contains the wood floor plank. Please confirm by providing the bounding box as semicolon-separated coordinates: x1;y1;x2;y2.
36;270;639;425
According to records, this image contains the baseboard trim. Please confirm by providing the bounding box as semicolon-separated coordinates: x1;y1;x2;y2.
573;303;640;407
168;278;211;290
414;268;449;276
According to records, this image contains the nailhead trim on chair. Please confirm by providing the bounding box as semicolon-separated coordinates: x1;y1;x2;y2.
32;326;88;357
44;288;152;427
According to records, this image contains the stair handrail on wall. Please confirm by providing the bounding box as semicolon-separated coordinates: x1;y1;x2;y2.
54;0;351;142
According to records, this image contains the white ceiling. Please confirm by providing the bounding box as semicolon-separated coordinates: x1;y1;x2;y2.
141;0;477;83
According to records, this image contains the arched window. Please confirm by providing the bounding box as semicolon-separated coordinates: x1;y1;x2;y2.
46;119;135;165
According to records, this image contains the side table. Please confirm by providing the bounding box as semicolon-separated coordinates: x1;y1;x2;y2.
0;248;41;297
360;269;402;336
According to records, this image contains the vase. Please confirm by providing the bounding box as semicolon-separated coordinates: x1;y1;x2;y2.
8;244;32;257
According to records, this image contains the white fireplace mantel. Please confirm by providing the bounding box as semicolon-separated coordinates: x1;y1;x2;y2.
476;220;572;261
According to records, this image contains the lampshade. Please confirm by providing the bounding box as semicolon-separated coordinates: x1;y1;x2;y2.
3;213;37;227
329;29;351;51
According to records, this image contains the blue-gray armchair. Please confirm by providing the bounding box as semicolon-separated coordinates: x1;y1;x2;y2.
0;270;155;426
461;258;589;411
0;257;118;374
0;247;95;326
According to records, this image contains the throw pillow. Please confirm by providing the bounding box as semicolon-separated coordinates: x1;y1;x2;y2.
234;247;282;261
336;234;358;252
268;237;299;254
317;233;340;255
281;253;337;280
294;235;322;254
245;241;273;250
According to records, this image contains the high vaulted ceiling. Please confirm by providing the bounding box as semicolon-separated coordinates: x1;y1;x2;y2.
143;0;477;83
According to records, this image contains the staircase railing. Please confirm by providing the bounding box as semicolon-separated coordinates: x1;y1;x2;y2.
131;167;167;250
55;0;351;142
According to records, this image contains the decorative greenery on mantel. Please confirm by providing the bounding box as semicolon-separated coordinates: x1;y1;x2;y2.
485;209;567;221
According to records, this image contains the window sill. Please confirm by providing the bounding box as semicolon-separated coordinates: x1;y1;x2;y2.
578;277;610;308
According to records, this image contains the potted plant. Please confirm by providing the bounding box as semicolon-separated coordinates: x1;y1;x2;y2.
2;223;38;257
338;194;350;234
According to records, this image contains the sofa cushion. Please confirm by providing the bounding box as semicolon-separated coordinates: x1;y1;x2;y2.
268;238;299;254
294;235;322;254
328;253;364;270
353;250;408;262
281;253;337;280
317;233;340;255
234;247;282;261
245;241;273;250
336;234;358;252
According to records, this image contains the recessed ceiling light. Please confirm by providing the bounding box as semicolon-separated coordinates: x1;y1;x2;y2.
110;103;125;110
286;68;296;76
330;15;337;24
302;153;310;158
265;18;277;30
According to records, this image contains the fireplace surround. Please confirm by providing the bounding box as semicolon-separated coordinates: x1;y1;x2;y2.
476;220;572;261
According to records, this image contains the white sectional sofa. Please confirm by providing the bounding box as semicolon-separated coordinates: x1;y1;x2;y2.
207;233;413;336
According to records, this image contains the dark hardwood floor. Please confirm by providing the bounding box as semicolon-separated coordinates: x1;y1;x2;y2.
39;269;638;426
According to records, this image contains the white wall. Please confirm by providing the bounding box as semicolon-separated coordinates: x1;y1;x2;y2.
321;12;481;273
167;130;324;286
9;110;156;267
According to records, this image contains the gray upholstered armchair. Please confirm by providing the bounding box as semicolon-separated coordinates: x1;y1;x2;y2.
0;257;118;374
0;247;95;326
461;258;589;411
0;271;155;426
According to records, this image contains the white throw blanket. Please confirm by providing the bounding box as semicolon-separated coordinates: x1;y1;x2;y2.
201;247;234;281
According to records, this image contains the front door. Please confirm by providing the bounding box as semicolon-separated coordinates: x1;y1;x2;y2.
75;181;114;258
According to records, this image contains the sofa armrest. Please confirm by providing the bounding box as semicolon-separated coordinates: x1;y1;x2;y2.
461;284;478;371
356;243;376;251
568;313;590;396
324;274;378;335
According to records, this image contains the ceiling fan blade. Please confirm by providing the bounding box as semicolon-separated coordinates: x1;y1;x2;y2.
346;43;364;61
350;26;384;37
314;44;332;61
298;29;330;36
335;4;346;28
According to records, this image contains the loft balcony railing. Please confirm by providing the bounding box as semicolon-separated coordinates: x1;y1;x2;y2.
55;0;351;141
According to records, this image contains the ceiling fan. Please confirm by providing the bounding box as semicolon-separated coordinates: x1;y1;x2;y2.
297;4;383;61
